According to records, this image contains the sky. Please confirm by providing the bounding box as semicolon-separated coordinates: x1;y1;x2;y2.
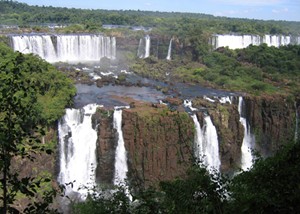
18;0;300;22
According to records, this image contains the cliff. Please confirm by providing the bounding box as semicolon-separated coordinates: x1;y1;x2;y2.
90;95;297;187
244;95;296;156
121;102;194;188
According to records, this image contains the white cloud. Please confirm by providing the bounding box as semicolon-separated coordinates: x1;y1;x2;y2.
272;7;289;13
215;0;285;6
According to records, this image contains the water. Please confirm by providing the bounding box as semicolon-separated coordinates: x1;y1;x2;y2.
57;104;99;199
137;35;151;58
238;97;254;171
212;34;299;49
192;114;203;162
113;107;132;199
192;113;221;171
166;38;172;60
113;108;129;186
74;83;165;108
203;116;221;171
144;35;151;58
11;34;116;63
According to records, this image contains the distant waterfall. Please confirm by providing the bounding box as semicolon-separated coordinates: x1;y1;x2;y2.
137;35;151;58
212;34;300;49
58;104;99;199
166;38;172;60
11;34;116;63
144;35;151;58
238;97;254;171
192;114;221;171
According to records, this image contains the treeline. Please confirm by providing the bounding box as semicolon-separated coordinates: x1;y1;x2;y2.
0;1;300;35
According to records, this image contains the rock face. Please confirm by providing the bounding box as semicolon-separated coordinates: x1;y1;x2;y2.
92;109;117;185
121;102;194;188
244;95;296;156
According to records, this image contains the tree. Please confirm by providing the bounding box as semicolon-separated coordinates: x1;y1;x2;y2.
0;44;75;213
228;141;300;213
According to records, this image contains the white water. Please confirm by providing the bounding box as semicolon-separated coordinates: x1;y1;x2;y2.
238;97;254;171
137;35;151;58
218;96;232;104
183;99;198;111
212;34;300;49
144;35;151;58
11;34;116;63
113;108;129;186
58;104;99;199
113;107;132;200
192;114;221;171
166;38;172;60
192;114;203;162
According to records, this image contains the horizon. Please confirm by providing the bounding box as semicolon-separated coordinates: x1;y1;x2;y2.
16;0;300;22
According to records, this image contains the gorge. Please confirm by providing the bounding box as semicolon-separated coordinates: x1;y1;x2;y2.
7;32;300;202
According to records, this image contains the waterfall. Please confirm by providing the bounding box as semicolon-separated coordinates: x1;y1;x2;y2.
57;104;99;199
137;35;151;58
113;108;129;186
11;34;116;63
11;35;57;62
144;35;151;58
113;107;131;200
192;114;220;171
212;34;296;49
238;97;254;171
192;114;203;162
166;38;172;60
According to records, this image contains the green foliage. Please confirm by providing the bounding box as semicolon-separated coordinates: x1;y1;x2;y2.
71;186;131;214
160;166;227;214
0;42;75;213
228;141;300;213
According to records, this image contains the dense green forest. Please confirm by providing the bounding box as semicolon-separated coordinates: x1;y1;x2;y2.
1;0;300;35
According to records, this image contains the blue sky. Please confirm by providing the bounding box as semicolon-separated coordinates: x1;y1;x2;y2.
18;0;300;21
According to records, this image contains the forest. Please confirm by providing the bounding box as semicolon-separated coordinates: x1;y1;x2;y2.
1;0;300;35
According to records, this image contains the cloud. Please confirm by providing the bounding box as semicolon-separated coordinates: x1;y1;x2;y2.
215;0;285;6
272;7;289;13
214;8;257;17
